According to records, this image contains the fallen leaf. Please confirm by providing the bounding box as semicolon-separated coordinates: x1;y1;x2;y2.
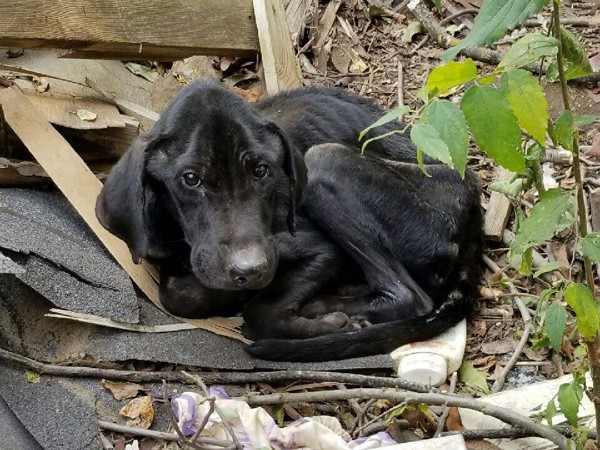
585;132;600;160
33;76;49;93
230;86;261;102
76;109;97;122
101;379;144;400
124;62;159;83
481;339;516;355
120;395;154;429
401;20;423;44
446;407;464;431
6;48;24;58
25;370;40;383
349;56;368;74
458;361;490;395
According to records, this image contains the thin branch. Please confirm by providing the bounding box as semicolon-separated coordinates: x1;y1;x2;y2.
239;388;567;449
435;372;458;436
97;420;234;447
442;424;597;440
0;347;434;392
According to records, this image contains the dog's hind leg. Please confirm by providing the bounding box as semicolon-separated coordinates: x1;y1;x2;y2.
301;143;467;324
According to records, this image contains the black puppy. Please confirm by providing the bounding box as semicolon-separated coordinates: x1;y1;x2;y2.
96;80;483;362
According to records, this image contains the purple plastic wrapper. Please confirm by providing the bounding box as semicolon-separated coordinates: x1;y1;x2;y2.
171;393;198;437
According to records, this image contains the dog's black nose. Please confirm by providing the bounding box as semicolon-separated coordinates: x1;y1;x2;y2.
229;248;268;286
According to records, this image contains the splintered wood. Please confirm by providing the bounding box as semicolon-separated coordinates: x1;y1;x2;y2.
253;0;303;93
484;168;513;241
0;86;248;342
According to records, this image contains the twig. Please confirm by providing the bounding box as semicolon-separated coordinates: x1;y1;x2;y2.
439;8;478;26
443;424;597;440
397;59;404;113
434;372;458;436
351;398;377;435
483;256;534;393
0;347;434;392
240;388;567;449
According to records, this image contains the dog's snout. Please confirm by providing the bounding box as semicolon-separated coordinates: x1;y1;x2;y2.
228;247;269;286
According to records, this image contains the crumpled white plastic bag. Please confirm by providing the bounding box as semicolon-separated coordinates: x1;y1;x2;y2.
171;387;398;450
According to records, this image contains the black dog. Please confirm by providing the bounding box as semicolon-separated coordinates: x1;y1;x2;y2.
96;80;483;362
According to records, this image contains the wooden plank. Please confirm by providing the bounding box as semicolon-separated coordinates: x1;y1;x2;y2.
0;49;153;108
253;0;303;94
0;0;259;60
483;168;513;241
0;86;248;343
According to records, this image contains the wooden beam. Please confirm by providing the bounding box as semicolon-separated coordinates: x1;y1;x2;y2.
0;0;259;61
483;168;513;241
253;0;303;93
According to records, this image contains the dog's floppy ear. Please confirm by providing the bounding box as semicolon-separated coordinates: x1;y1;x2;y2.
266;122;307;235
96;133;159;263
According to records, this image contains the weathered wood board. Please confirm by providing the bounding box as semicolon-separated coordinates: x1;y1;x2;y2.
0;0;259;60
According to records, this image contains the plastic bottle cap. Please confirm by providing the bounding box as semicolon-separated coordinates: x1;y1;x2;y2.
397;352;448;387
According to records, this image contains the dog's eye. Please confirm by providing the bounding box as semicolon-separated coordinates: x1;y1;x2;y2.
182;172;202;187
253;164;268;179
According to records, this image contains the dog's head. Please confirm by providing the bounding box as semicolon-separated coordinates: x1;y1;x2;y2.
96;80;307;290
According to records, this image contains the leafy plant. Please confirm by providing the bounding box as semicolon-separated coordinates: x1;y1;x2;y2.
362;0;600;446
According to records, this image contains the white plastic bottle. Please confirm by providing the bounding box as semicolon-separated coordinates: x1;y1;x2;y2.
390;319;467;387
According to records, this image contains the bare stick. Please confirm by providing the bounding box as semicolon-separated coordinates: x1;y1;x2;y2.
0;347;433;392
239;389;567;448
435;372;458;436
98;420;234;447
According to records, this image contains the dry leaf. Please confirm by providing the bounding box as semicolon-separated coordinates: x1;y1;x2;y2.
76;109;97;122
446;407;464;431
101;379;144;400
120;395;154;429
481;339;516;355
33;76;49;93
585;132;600;159
349;56;368;74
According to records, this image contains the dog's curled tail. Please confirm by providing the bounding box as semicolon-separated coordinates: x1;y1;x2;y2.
245;291;472;362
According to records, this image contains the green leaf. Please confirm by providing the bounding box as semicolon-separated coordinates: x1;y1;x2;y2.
557;26;594;80
410;124;454;167
427;59;478;95
564;283;600;339
511;188;574;256
554;110;574;151
519;247;533;275
558;382;583;427
461;85;526;173
433;0;442;9
546;400;558;427
25;370;40;384
359;106;411;141
458;361;490;395
533;261;566;278
489;175;531;197
582;232;600;263
498;32;558;69
499;69;549;144
443;0;550;61
545;304;566;349
574;115;600;128
479;74;497;85
422;100;469;177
